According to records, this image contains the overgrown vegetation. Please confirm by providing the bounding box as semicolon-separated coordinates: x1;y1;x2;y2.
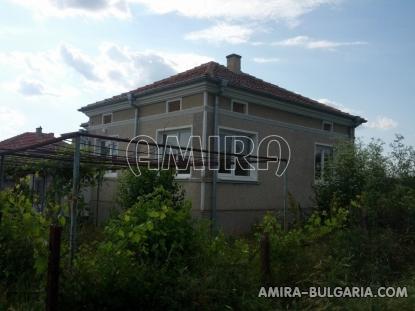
1;135;414;310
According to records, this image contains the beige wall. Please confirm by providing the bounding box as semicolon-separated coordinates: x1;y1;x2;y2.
182;93;203;109
113;108;135;122
205;110;342;233
214;95;351;136
84;90;352;234
138;102;165;117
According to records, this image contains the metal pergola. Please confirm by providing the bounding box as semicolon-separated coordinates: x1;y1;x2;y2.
0;131;288;261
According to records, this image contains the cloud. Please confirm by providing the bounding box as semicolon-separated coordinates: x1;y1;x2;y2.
253;57;280;63
0;43;213;100
9;0;130;18
317;98;362;115
95;43;212;91
18;79;46;96
364;116;398;130
135;0;339;25
273;36;367;51
0;107;26;141
57;43;213;93
155;51;213;72
0;50;80;98
60;45;100;81
130;53;176;84
9;0;339;24
185;23;254;44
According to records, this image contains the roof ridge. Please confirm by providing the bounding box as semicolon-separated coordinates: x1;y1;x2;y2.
132;61;219;93
80;58;363;121
204;61;219;78
217;66;347;115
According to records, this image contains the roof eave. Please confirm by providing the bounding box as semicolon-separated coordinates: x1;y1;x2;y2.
226;83;365;123
79;75;217;113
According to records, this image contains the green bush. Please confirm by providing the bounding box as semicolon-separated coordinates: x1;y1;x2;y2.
117;168;184;210
2;136;415;310
0;188;50;308
60;185;267;310
60;186;194;309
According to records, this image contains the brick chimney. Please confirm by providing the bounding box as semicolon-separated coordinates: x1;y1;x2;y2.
226;54;241;73
36;126;42;135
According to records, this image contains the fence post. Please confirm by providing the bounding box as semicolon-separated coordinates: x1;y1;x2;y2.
283;169;288;231
260;233;271;286
0;155;3;223
70;134;81;264
46;225;62;311
0;154;5;190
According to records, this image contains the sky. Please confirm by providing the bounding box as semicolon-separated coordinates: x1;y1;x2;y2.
0;0;414;148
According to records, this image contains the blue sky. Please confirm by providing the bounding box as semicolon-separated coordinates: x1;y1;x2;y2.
0;0;414;147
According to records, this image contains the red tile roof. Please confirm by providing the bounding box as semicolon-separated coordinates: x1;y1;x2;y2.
0;132;56;151
81;61;364;122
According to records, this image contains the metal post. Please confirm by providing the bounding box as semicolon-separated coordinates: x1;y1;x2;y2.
211;95;219;232
70;134;81;263
260;233;271;286
46;225;62;311
0;155;5;190
283;168;288;231
41;174;47;213
210;80;228;233
95;181;100;227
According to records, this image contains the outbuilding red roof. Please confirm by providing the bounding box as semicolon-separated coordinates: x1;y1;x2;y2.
0;131;56;151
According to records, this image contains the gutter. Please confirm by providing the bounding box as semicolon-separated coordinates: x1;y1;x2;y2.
127;92;139;137
78;76;213;113
211;79;228;232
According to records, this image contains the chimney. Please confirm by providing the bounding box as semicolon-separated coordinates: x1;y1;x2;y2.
226;54;241;73
36;126;42;135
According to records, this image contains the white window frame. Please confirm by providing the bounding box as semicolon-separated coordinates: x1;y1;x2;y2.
156;125;193;179
101;135;119;178
166;98;182;113
322;120;333;132
231;99;248;114
314;142;333;182
102;113;113;124
217;126;258;182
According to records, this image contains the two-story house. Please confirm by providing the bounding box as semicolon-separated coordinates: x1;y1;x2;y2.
79;54;366;233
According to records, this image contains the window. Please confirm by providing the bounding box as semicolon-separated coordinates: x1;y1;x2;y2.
158;127;191;177
315;144;333;181
102;113;112;124
322;121;333;132
96;137;119;177
231;100;247;114
218;129;257;180
167;99;181;112
98;139;118;157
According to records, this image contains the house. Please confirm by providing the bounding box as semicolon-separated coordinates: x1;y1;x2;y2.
79;54;366;233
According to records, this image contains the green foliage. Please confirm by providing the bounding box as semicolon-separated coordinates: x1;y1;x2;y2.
2;135;415;310
60;184;197;310
0;188;50;307
60;183;266;310
315;136;415;231
6;144;105;208
117;168;184;209
104;187;193;264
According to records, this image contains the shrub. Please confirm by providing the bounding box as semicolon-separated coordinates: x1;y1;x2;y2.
60;185;267;310
0;188;50;308
117;168;184;210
